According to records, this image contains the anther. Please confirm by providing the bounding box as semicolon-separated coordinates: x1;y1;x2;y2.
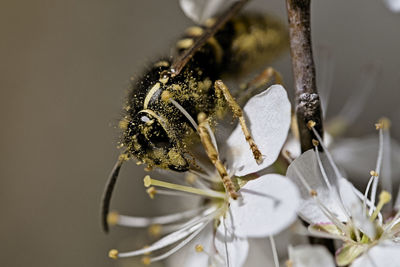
148;224;162;237
378;117;391;130
144;175;152;187
141;256;151;266
146;186;157;199
195;244;204;253
285;260;293;267
379;190;392;205
108;249;119;259
310;190;318;197
375;123;383;130
370;190;392;221
370;170;379;177
107;211;119;226
312;139;319;147
307;120;316;129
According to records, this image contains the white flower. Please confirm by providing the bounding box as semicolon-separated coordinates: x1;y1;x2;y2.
382;0;400;12
286;121;400;266
179;0;238;24
330;123;400;205
107;85;300;266
287;245;336;267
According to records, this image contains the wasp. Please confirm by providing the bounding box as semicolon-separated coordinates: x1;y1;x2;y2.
101;0;288;232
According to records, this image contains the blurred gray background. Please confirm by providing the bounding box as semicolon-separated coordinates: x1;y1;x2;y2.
1;0;399;266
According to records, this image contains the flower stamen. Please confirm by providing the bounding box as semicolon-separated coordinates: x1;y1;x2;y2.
143;175;225;199
370;191;391;222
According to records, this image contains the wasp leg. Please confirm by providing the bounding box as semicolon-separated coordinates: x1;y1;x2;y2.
197;113;238;199
236;67;283;105
214;80;263;164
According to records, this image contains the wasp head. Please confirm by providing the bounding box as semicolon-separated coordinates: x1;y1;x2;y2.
122;111;189;172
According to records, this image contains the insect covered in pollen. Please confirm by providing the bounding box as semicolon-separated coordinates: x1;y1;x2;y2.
101;0;288;232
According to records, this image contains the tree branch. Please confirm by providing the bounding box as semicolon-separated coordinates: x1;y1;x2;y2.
286;0;323;152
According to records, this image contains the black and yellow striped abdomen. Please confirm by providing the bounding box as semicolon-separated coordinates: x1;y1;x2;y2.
120;13;288;171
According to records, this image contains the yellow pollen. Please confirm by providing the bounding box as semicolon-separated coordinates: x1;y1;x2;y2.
154;60;169;68
146;186;157;199
107;211;119;226
142;176;225;199
370;191;392;222
310;190;318;197
118;153;129;162
312;139;319;147
370;170;379;177
204;18;216;27
195;244;204;253
285;260;293;267
118;118;129;130
108;249;119;259
141;256;151;265
176;38;194;49
185;26;204;36
307;120;316;129
148;224;162;237
159;76;169;84
197;112;207;123
161;90;172;102
144;165;153;172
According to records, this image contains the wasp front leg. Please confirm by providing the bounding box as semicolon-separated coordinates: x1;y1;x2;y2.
214;80;263;164
197;113;238;199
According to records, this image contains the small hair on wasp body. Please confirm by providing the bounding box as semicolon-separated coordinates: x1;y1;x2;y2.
101;0;288;233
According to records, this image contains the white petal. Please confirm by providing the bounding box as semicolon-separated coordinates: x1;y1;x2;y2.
286;150;348;224
179;0;237;24
166;223;214;267
224;174;299;238
243;238;277;267
290;245;336;267
226;85;291;177
215;221;249;267
351;242;400;267
383;0;400;12
331;135;400;186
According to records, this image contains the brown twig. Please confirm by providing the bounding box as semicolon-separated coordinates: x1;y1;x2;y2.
286;0;335;255
286;0;323;153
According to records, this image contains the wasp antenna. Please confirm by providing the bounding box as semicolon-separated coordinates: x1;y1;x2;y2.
170;0;249;76
101;154;127;233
